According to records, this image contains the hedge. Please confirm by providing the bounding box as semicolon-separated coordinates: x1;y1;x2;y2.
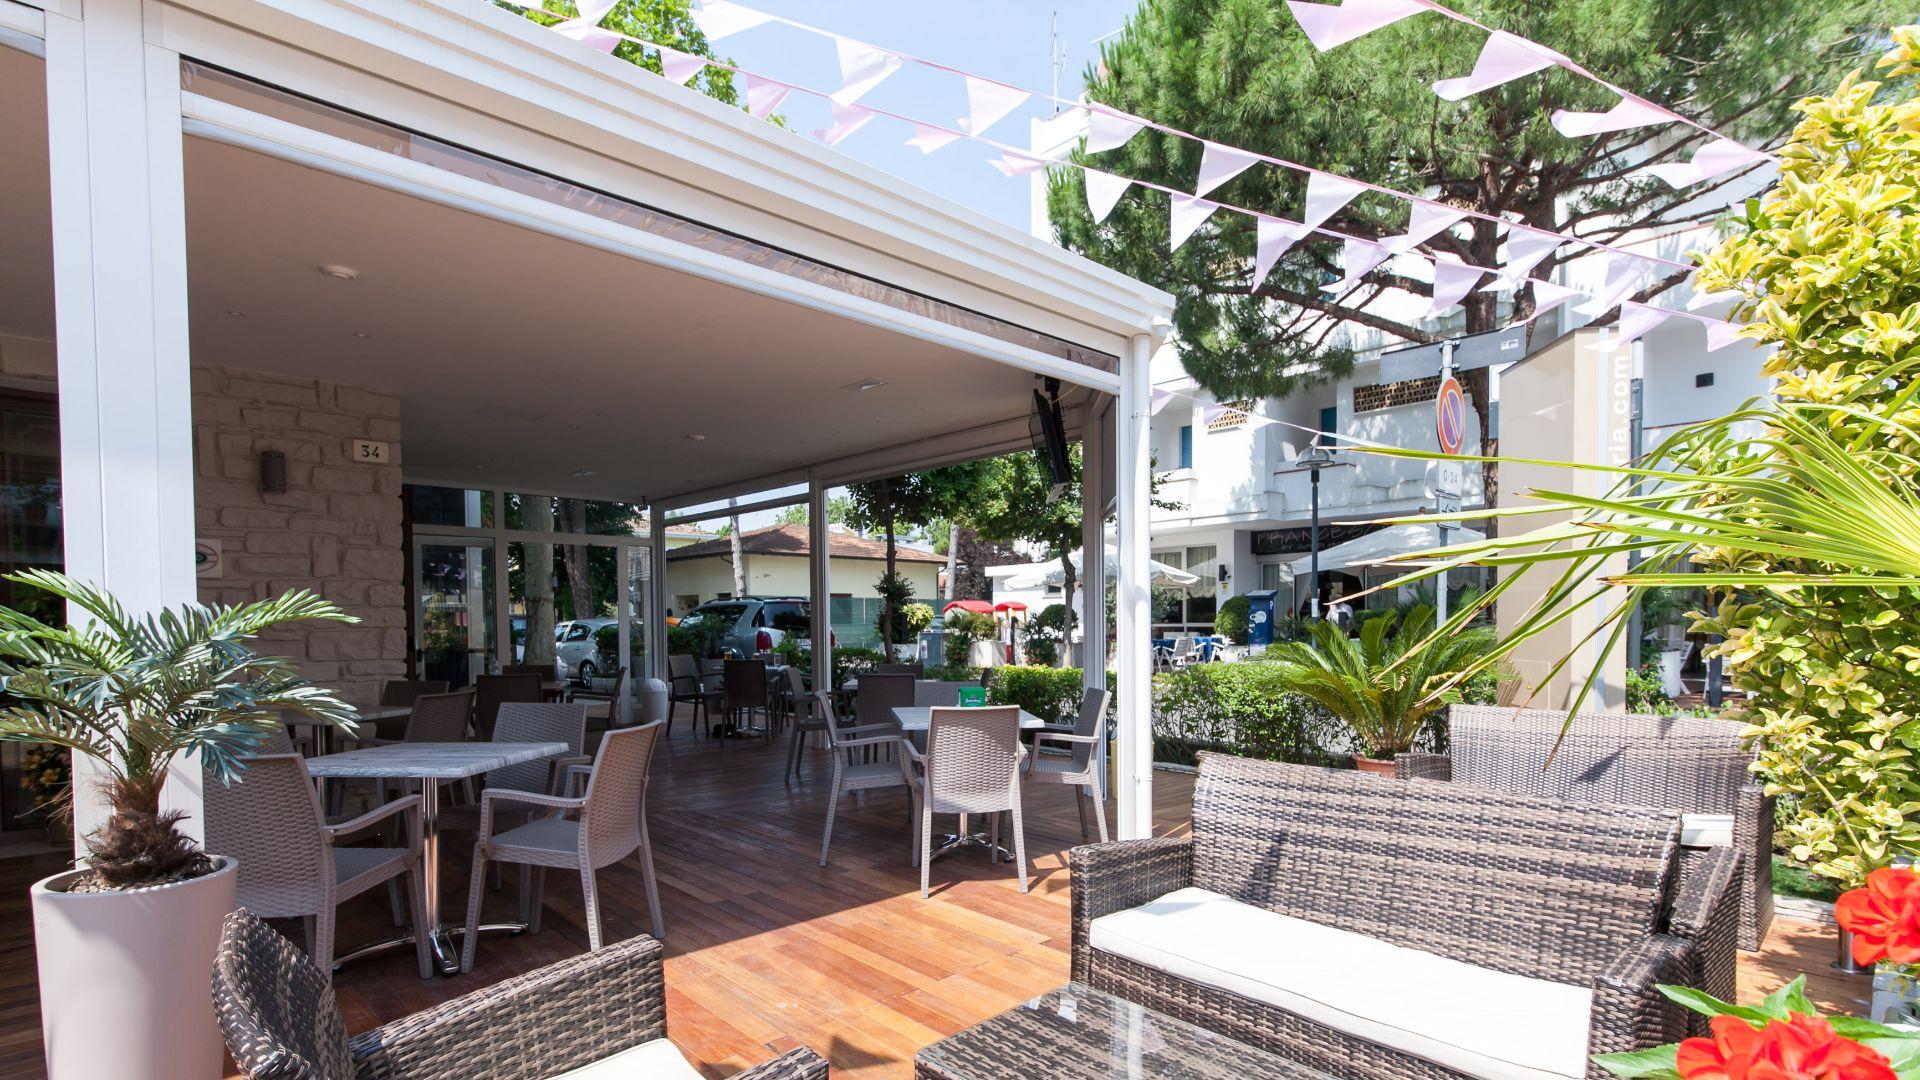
987;664;1097;724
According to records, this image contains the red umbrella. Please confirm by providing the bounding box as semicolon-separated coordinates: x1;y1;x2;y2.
993;602;1027;612
943;599;994;614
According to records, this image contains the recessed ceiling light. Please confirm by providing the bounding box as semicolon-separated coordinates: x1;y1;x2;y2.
319;264;359;281
842;378;888;392
225;310;246;317
570;469;596;478
352;331;372;339
685;434;707;442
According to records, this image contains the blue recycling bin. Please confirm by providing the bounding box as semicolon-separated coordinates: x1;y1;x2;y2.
1245;590;1279;646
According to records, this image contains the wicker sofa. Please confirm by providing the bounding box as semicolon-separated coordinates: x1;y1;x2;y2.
213;909;827;1079
1071;753;1741;1080
1398;704;1772;952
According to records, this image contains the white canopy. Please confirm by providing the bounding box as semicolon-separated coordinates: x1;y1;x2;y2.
999;546;1200;591
1286;522;1484;578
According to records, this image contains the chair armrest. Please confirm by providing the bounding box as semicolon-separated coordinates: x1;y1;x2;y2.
1394;752;1452;781
1035;732;1100;747
1669;844;1743;1006
351;935;666;1079
1068;838;1193;982
323;795;421;841
480;787;584;835
546;755;591;794
1737;783;1775;944
840;722;900;737
836;735;907;751
732;1046;830;1080
1588;933;1698;1054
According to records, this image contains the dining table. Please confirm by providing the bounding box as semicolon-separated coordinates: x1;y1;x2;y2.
305;740;568;975
280;705;409;757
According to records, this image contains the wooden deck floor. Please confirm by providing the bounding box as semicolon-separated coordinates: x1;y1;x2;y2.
0;709;1872;1078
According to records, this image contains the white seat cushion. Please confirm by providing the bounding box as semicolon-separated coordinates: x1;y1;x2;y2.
1089;887;1592;1080
1681;812;1734;848
545;1038;701;1079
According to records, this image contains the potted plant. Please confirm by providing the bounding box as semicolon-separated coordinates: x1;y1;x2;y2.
2;570;357;1079
1265;604;1492;774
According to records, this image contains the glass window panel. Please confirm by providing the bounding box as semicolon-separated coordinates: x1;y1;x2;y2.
507;494;644;535
407;484;491;528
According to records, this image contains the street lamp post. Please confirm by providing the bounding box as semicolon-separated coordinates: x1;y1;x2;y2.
1299;444;1336;619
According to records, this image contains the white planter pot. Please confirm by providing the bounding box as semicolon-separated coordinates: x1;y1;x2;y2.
1658;650;1686;698
968;639;1001;669
31;856;238;1080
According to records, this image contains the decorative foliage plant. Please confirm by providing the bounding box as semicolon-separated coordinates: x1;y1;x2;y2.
0;571;358;888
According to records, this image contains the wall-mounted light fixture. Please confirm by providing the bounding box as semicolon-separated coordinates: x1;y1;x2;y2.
259;450;287;494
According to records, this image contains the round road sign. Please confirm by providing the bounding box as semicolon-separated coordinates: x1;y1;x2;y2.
1435;375;1467;456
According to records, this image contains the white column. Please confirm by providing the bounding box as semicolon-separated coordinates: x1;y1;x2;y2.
808;479;832;680
1114;335;1155;839
647;503;670;684
44;0;198;847
1080;399;1110;694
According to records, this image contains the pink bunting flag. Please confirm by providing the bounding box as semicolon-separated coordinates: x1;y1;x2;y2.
813;103;876;146
1254;217;1311;285
744;75;790;120
1493;228;1564;288
575;0;620;27
960;76;1030;136
830;37;902;106
1321;237;1393;292
1195;142;1263;197
1647;138;1771;189
1286;0;1431;50
1701;317;1746;352
1523;279;1586;321
552;19;621;53
1383;201;1468;253
691;0;775;42
1426;258;1483;315
1575;253;1645;317
1150;388;1178;416
1170;195;1221;252
988;152;1048;177
1433;31;1566;101
906;123;963;153
1551;97;1678;138
1594;302;1673;352
656;45;708;86
1085;108;1147;153
1687;287;1742;311
1302;173;1367;230
1085;170;1133;224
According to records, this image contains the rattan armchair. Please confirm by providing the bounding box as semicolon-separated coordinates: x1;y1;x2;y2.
815;690;922;868
1397;704;1772;952
1024;686;1109;843
1070;754;1741;1080
213;908;829;1080
921;706;1028;897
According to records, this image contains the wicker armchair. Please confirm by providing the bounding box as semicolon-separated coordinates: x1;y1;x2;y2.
921;706;1028;897
213;908;829;1080
1070;754;1741;1080
1397;704;1772;952
1024;687;1109;843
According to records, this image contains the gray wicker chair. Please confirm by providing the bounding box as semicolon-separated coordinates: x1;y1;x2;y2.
1070;753;1741;1080
212;908;829;1080
204;754;431;982
1397;704;1773;952
437;702;590;850
459;721;666;971
920;705;1028;897
815;690;922;868
1024;686;1110;842
784;667;830;781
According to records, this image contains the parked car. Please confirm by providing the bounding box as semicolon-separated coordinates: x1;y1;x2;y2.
679;597;815;658
554;617;616;684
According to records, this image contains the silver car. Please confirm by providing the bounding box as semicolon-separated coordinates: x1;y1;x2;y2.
679;597;814;658
553;617;616;684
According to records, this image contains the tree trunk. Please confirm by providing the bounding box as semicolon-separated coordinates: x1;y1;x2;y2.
727;510;746;597
882;479;897;662
524;498;557;668
944;521;959;602
560;498;594;619
1059;549;1076;670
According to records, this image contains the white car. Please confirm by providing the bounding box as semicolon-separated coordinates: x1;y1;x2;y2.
553;618;616;685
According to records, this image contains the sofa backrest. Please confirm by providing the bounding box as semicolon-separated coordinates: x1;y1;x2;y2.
1448;705;1750;815
1190;753;1678;985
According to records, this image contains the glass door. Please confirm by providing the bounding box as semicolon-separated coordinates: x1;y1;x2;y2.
413;538;496;687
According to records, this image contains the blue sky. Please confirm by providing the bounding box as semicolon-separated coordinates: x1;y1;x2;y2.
714;1;1144;231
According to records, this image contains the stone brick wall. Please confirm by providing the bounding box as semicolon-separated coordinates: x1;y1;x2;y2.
191;366;406;708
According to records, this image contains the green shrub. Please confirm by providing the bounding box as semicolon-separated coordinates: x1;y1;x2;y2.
923;663;984;682
667;619;724;658
988;665;1100;724
1624;663;1673;713
901;602;935;637
1152;661;1357;767
1025;636;1060;667
943;611;995;667
1214;594;1251;644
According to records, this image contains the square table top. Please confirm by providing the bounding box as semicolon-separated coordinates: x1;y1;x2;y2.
914;983;1335;1080
891;706;1045;732
305;741;568;780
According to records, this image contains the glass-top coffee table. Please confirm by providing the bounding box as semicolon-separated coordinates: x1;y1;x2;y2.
915;983;1339;1080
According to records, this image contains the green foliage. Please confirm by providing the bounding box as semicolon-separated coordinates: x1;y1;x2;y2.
900;603;935;637
1152;662;1353;767
1770;854;1844;904
1025;603;1066;666
1624;663;1674;714
667;618;725;658
1593;976;1920;1078
873;571;920;645
771;633;805;669
988;665;1099;725
922;664;984;683
1214;593;1252;644
500;0;741;107
942;611;996;667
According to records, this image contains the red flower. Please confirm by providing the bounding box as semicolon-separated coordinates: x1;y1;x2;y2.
1835;866;1920;967
1676;1014;1896;1080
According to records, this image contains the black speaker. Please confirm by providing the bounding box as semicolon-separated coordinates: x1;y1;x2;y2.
259;449;287;494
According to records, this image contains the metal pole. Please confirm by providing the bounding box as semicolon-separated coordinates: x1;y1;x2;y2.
1625;341;1646;671
1436;341;1455;624
1309;468;1321;620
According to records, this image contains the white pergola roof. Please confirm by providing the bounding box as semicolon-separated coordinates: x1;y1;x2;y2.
1287;522;1484;578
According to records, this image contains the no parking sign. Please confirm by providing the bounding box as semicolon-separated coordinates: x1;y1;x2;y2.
1435;375;1467;456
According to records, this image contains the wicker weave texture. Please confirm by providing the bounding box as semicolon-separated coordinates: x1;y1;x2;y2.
406;690;475;743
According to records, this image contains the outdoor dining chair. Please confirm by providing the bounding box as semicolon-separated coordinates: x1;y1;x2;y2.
722;658;772;741
436;702;590;875
920;705;1027;897
474;673;543;741
784;666;832;781
499;663;549;678
371;678;448;740
459;721;666;971
569;664;627;732
855;671;914;759
815;691;922;869
204;754;431;981
1024;686;1110;842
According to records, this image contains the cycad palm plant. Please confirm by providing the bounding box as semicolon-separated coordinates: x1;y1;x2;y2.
1265;604;1493;764
0;570;358;888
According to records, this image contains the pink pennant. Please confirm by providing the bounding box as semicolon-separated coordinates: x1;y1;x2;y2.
575;0;620;27
1575;253;1645;316
1523;279;1585;321
906;123;962;153
1383;201;1468;253
1286;0;1431;50
961;76;1030;136
1426;258;1483;315
1085;170;1133;224
1594;302;1672;352
1086;108;1147;153
988;152;1048;177
1302;173;1367;230
1321;237;1392;292
1647;138;1771;189
656;45;707;86
1150;388;1178;416
1195;142;1263;197
1254;216;1311;285
1433;32;1565;101
1687;287;1741;311
830;37;902;106
1494;228;1564;288
745;75;791;120
1701;317;1746;352
813;103;876;146
552;19;621;53
691;0;775;42
1170;195;1220;252
1551;97;1679;138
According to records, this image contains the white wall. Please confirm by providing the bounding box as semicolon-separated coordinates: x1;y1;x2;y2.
666;553;939;606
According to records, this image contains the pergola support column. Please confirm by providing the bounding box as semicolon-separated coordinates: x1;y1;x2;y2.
1114;334;1154;839
808;478;832;686
647;503;670;685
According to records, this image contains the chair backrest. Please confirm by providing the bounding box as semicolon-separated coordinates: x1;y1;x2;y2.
580;722;662;868
857;672;916;728
668;653;699;688
876;662;923;676
923;706;1023;816
500;664;548;678
212;910;353;1078
203;755;330;918
475;673;544;739
406;689;475;743
1189;753;1677;984
1069;687;1111;771
1171;636;1196;658
258;722;298;756
380;679;450;707
723;659;768;708
914;679;968;707
488;703;588;795
785;666;823;727
1446;705;1751;814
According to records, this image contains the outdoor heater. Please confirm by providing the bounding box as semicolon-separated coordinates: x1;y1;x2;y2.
1298;443;1336;619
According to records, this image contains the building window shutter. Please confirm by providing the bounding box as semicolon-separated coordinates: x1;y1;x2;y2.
1178;425;1193;469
